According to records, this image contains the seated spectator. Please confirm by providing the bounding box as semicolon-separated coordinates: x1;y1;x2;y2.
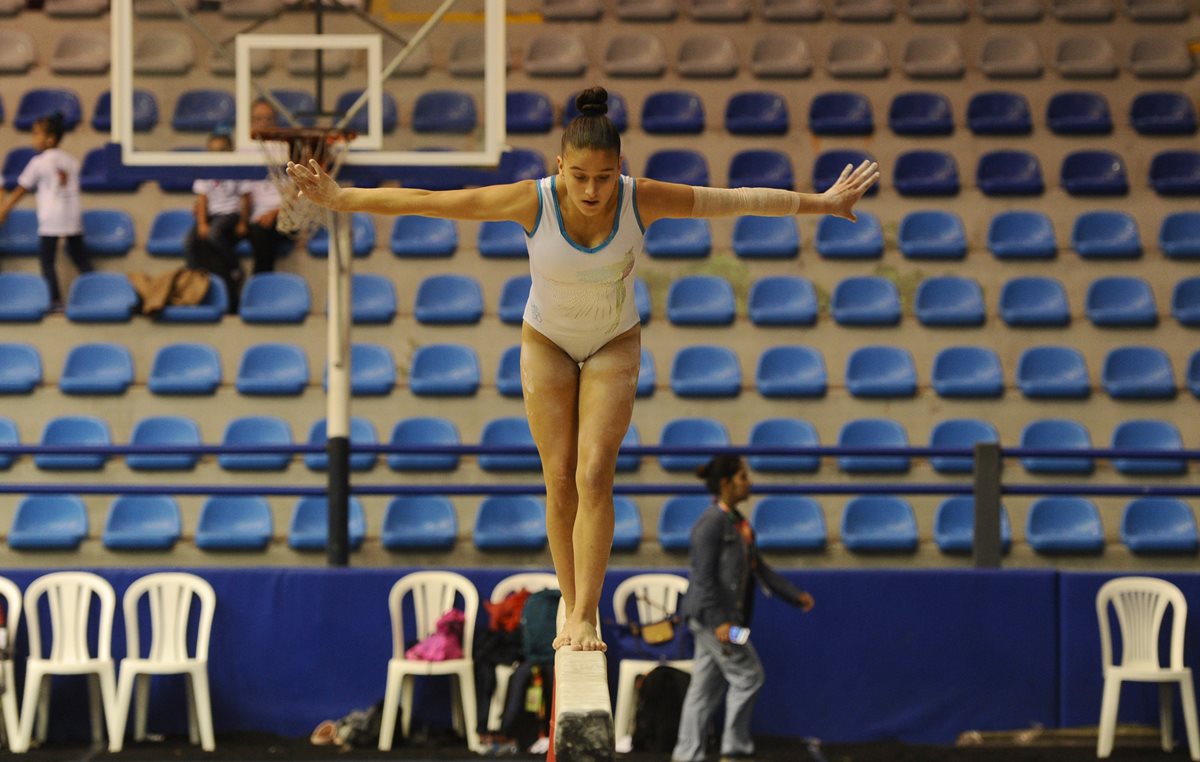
187;130;248;312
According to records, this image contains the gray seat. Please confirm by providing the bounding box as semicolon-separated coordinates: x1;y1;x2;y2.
448;34;486;77
44;0;108;16
0;30;35;73
751;33;813;78
604;33;667;77
542;0;604;19
523;33;588;76
902;36;964;78
1130;36;1195;78
1055;35;1117;78
221;0;282;17
762;0;824;19
979;34;1043;78
50;31;110;75
688;0;751;19
1125;0;1189;19
210;47;272;77
386;37;432;77
826;34;890;78
676;34;739;78
1052;0;1114;19
287;49;352;76
134;31;195;76
833;0;896;19
133;0;197;16
980;0;1043;19
907;0;969;20
615;0;677;19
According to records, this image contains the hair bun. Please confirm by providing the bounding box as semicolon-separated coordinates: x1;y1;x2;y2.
575;87;609;117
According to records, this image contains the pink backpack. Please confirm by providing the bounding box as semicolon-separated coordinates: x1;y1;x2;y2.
404;608;465;661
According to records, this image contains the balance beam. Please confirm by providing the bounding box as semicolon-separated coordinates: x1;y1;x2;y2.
549;649;614;762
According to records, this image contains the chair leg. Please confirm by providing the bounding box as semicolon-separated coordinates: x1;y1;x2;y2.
134;673;150;741
1097;676;1122;758
2;664;21;752
458;668;480;753
112;668;135;753
378;662;402;751
189;669;216;752
97;665;120;753
13;665;44;754
1178;674;1200;762
449;676;464;736
36;674;51;743
1161;682;1175;752
400;674;415;741
88;674;104;746
613;662;642;742
185;674;199;745
488;666;513;733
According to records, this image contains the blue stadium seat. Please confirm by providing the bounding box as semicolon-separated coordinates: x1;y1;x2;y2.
645;219;712;258
1102;346;1176;400
831;276;900;325
308;213;375;258
477;221;528;258
288;496;366;551
1150;150;1200;196
808;91;873;135
1027;497;1103;554
1017;346;1089;399
987;210;1056;259
617;425;642;474
725;91;788;135
658;496;709;552
351;273;396;324
1020;419;1094;474
80;148;141;193
479;417;541;472
269;89;317;128
240;273;312;324
733;217;799;260
930;419;1000;474
752;497;825;551
60;342;133;395
0;418;16;471
334;343;395;397
474;496;547;551
103;495;181;550
748;417;819;473
334;90;398;134
1111;419;1185;475
671;346;741;397
382;496;457;551
499;148;549;184
145;209;193;258
748;276;816;326
837;419;909;473
236;343;308;396
128;415;201;471
1173;277;1200;325
36;415;110;470
637;347;656;398
10;495;87;550
82;209;136;257
966;91;1031;134
931;347;1004;398
388;417;461;472
408;344;480;396
1061;150;1129;195
659;417;729;472
148;343;220;395
636;278;651;325
412;91;477;133
14;88;82;131
933;497;1011;554
999;276;1070;327
816;213;883;259
3;147;36;191
563;90;629;131
1161;212;1200;259
159;277;227;323
977;150;1044;195
65;272;137;323
507;91;554;134
894;151;960;196
667;275;735;325
0;209;40;256
841;496;918;552
1130;91;1197;135
612;496;642;552
644;150;709;185
756;346;826;398
728;150;794;190
1046;91;1112;134
642;90;704;134
390;216;457;258
414;274;483;324
496;345;522;398
915;277;984;326
499;275;532;325
1121;498;1198;554
899;211;966;260
170;89;235;132
813;150;878;195
0;343;41;393
1190;352;1200;398
0;273;49;321
888;91;953;136
195;496;273;551
218;416;292;471
1085;276;1157;327
846;346;917;398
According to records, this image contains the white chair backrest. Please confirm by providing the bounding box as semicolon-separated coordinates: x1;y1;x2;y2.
612;573;689;626
490;572;558;603
1096;576;1189;671
389;571;479;659
123;572;216;663
24;571;116;663
0;576;21;648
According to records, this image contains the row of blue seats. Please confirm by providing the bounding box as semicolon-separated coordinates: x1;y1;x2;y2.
8;491;1198;556
0;414;1194;476
5;338;1197;400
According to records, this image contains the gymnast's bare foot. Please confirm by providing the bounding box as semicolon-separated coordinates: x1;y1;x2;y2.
553;630;573;650
564;618;606;652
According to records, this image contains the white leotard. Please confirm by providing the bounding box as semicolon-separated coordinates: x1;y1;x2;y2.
523;175;645;363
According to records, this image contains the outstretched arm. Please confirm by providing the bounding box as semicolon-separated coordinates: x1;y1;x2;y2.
286;159;539;228
0;186;27;227
635;159;880;227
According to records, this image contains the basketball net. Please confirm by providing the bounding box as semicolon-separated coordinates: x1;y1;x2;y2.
254;127;356;237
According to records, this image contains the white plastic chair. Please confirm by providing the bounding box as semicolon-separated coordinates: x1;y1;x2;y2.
485;572;559;733
611;573;692;744
1097;576;1200;760
379;571;481;752
111;573;217;752
17;571;120;753
0;577;21;752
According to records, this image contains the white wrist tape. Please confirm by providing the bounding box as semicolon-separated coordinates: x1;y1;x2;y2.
690;186;802;218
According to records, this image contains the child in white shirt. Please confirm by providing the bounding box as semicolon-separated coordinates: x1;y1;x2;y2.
187;131;250;311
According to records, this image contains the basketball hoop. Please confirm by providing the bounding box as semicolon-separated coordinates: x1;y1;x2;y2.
254;126;356;237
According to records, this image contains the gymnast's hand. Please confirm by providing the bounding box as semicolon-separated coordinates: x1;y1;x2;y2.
287;159;344;211
820;159;880;223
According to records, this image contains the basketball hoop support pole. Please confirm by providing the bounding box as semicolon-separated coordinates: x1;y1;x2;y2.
326;209;353;567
